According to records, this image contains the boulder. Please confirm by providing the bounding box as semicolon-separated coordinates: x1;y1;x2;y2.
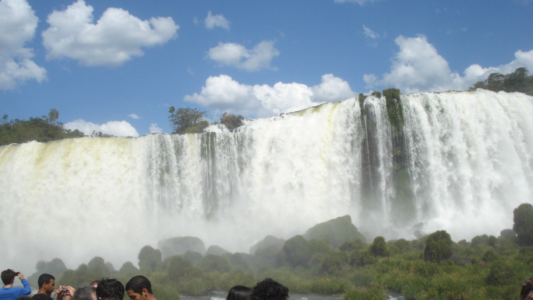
249;235;285;255
303;215;365;247
158;236;206;259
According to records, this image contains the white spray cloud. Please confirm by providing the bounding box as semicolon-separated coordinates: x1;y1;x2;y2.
365;35;533;93
0;0;46;90
204;11;230;30
42;0;179;67
64;119;139;137
149;123;162;134
184;73;355;117
207;41;279;72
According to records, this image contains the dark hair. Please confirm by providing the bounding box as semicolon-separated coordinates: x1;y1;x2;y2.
125;276;152;295
72;286;97;300
227;285;251;300
521;277;533;300
1;269;16;285
37;274;55;288
250;278;288;300
96;278;124;300
15;297;32;300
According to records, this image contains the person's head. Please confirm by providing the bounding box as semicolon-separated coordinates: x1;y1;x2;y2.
125;276;152;300
37;274;55;294
250;278;288;300
521;277;533;300
226;286;251;300
72;286;97;300
90;280;101;288
96;279;124;300
1;269;17;285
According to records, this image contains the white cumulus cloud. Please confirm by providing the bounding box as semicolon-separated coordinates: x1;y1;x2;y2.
184;74;355;117
128;113;140;119
208;41;279;72
64;119;139;137
42;0;179;67
149;123;162;134
205;11;230;30
0;0;46;90
365;35;533;93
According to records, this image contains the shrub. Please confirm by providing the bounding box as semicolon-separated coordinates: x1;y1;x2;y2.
220;113;244;131
424;230;452;263
513;203;533;246
319;251;349;275
198;255;232;273
482;249;498;262
352;250;377;267
486;260;516;286
167;256;204;281
138;245;162;271
282;235;313;268
370;237;389;257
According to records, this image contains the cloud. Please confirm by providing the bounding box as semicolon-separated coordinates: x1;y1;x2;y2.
42;0;179;67
207;41;279;72
311;74;356;103
149;123;162;133
184;74;355;117
64;119;139;137
365;35;533;93
334;0;378;5
205;11;230;30
128;113;140;119
0;0;46;90
363;25;379;39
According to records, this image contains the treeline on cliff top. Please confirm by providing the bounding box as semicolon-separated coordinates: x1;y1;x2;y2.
2;68;532;146
27;203;533;300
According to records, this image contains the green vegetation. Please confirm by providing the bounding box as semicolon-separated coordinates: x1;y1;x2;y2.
0;109;85;146
220;112;244;131
470;67;533;96
31;204;532;300
513;203;533;246
303;215;366;247
168;107;208;134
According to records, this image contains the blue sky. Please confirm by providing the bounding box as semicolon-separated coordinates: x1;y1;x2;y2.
2;0;533;136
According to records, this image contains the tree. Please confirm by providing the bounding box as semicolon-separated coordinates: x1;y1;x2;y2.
1;115;7;125
48;109;59;124
423;230;452;263
513;203;533;246
282;235;313;268
168;106;208;134
369;236;389;257
220;113;244;131
138;245;162;271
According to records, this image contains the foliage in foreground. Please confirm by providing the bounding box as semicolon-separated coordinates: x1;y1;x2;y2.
26;204;532;300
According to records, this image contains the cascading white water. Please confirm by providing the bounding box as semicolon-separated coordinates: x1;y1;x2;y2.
0;90;532;274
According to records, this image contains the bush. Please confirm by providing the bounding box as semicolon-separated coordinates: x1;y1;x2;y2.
198;255;232;273
513;203;533;246
344;285;386;300
352;250;377;267
138;245;162;271
370;237;389;257
282;235;313;268
319;251;349;275
486;260;516;286
167;256;205;281
220;113;244;131
424;230;452;263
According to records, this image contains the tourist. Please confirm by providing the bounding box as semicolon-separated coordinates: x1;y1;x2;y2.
95;279;124;300
521;277;533;300
0;270;31;300
70;286;96;300
89;282;100;289
32;274;56;300
124;276;156;300
226;285;251;300
250;278;288;300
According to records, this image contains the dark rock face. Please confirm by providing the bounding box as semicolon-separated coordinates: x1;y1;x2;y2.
206;245;229;256
158;236;206;259
303;215;366;247
249;235;285;255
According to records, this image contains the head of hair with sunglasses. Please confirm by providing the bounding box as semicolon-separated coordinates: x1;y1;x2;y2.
521;277;533;300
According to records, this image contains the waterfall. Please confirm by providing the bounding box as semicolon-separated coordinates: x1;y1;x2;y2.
1;90;532;273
